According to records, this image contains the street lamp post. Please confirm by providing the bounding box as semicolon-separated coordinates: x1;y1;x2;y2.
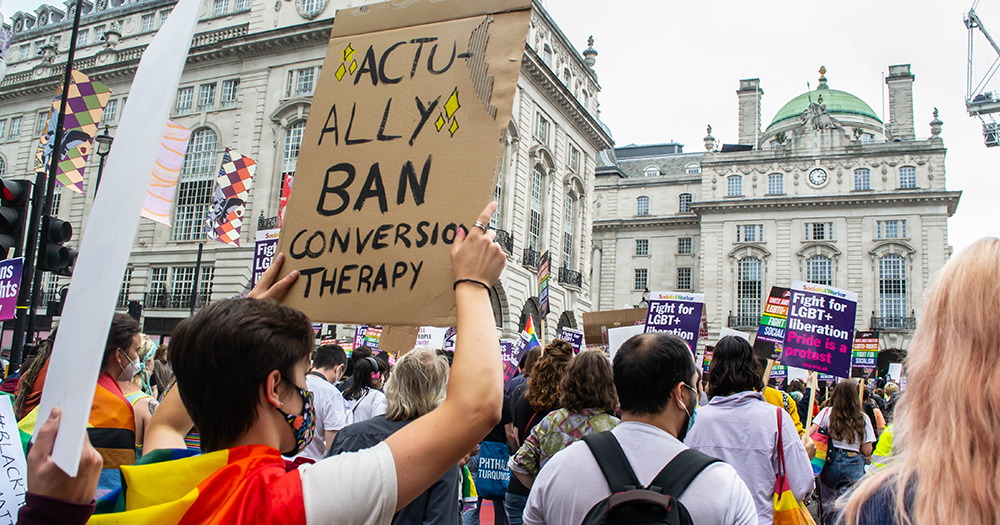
94;125;113;193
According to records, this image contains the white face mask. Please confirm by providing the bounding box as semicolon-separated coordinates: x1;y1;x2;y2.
117;350;141;382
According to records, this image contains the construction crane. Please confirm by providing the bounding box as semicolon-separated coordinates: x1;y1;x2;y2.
965;1;1000;146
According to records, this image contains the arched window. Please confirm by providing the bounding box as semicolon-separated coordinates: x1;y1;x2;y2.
879;254;907;322
737;257;762;324
685;163;701;174
644;166;659;177
727;174;743;197
562;192;576;268
174;128;219;240
543;45;553;66
898;166;916;189
528;164;545;250
854;168;871;191
581;90;589;110
768;173;784;195
806;255;832;286
636;195;650;216
678;193;692;213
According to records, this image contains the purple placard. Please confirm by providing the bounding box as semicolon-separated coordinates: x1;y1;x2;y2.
559;327;585;354
500;340;518;383
354;326;367;348
251;229;279;288
643;291;705;353
780;281;857;378
0;258;22;322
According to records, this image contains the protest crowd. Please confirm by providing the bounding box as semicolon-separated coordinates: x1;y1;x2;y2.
0;196;992;525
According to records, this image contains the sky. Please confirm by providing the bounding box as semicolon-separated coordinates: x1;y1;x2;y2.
1;0;996;252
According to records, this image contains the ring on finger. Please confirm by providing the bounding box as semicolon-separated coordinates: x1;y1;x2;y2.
473;221;489;233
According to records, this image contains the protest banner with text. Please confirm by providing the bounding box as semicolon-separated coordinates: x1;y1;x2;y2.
251;228;280;288
276;0;532;327
643;291;705;353
559;327;584;354
500;339;518;383
753;286;789;361
538;250;550;317
779;281;857;378
0;258;22;322
851;330;879;378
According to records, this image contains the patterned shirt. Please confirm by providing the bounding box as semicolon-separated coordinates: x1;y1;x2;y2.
509;408;619;476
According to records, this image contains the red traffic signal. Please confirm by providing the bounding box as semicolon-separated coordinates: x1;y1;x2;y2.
0;178;30;259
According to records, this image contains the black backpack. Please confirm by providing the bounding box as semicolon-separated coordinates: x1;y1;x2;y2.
580;432;720;525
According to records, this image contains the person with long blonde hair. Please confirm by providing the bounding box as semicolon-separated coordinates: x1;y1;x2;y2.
840;237;1000;524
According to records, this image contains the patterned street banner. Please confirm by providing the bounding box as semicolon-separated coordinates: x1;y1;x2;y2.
140;121;191;225
34;70;112;193
205;148;256;246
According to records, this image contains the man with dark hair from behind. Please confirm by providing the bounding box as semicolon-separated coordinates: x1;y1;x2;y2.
523;333;756;525
292;344;350;461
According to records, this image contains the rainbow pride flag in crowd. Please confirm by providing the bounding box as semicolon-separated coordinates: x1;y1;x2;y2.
520;314;541;353
90;446;304;524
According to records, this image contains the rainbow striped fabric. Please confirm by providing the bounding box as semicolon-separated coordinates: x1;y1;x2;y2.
90;445;305;525
521;314;540;353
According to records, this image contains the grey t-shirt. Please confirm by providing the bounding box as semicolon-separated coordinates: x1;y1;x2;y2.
523;421;756;525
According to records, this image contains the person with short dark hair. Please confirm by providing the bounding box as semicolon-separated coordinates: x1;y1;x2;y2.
685;336;813;523
523;333;755;525
294;344;350;461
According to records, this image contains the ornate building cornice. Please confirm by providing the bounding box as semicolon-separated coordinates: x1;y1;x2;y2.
691;190;962;217
593;215;700;231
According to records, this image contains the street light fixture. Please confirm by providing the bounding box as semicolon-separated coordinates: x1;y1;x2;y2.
94;125;113;193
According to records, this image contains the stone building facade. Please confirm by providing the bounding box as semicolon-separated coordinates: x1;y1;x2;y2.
0;0;611;342
593;66;960;364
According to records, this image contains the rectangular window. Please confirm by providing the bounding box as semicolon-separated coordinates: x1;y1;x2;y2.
636;196;649;216
10;117;21;139
141;14;155;31
295;68;315;96
535;114;549;145
727;175;742;197
76;29;89;47
33;41;44;57
50;187;62;216
174;180;213;240
879;256;907;320
562;196;575;268
197;83;216;110
199;266;215;297
35;111;49;135
0;120;7;140
899;167;916;189
804;222;833;241
286;71;295;97
737;224;763;243
679;193;692;213
768;173;784;195
678;237;692;254
568;145;579;172
213;0;230;16
737;258;762;323
861;133;874;144
854;168;871;191
103;99;118;124
118;267;133;307
528;167;543;250
220;79;240;108
235;0;250;10
635;239;649;256
18;45;29;61
148;267;168;308
171;266;196;300
160;10;171;24
677;267;692;290
176;87;193;112
634;268;648;291
876;220;907;239
94;25;106;43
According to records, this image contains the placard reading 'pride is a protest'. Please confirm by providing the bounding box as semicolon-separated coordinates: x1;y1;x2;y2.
276;0;532;326
779;281;857;378
643;291;705;353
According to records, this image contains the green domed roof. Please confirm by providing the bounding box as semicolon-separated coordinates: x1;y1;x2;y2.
767;82;881;130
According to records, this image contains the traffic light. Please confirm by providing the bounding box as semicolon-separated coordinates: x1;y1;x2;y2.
0;178;30;259
38;215;78;276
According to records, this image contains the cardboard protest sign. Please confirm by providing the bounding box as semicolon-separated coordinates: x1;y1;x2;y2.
851;330;879;377
252;228;280;288
500;339;518;383
779;281;857;378
753;286;789;361
0;397;26;514
276;0;532;327
583;308;647;346
643;291;705;353
0;258;22;322
559;327;584;354
379;325;420;355
608;324;644;363
538;250;550;317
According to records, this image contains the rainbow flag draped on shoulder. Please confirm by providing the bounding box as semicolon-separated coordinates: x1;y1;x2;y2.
90;445;304;525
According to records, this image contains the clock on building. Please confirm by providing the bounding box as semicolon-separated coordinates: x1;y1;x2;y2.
808;168;828;187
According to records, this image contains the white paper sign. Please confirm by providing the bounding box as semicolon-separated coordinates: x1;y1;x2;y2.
0;396;26;517
34;0;203;476
416;326;448;350
787;366;810;383
719;327;751;342
607;324;645;363
888;363;903;382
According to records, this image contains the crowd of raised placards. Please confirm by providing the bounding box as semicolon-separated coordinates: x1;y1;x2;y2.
3;205;998;525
